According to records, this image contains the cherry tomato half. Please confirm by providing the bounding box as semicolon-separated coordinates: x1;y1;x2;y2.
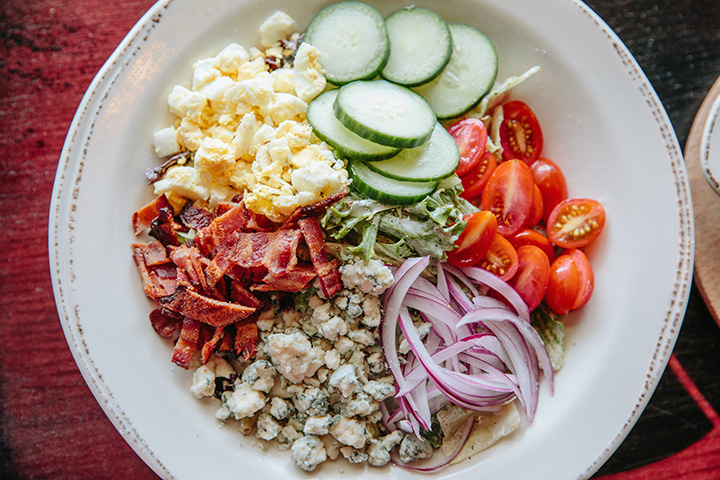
447;211;498;268
499;101;544;166
460;151;497;201
508;228;556;263
545;249;594;315
527;184;544;228
531;157;568;223
480;159;535;237
508;245;550;311
476;233;519;281
547;198;606;249
448;118;488;176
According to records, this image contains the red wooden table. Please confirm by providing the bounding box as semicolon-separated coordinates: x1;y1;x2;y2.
1;1;719;479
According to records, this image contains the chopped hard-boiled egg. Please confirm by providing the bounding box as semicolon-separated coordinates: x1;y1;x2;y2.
151;11;347;220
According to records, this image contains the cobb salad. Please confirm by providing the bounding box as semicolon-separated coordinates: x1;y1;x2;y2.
130;2;606;473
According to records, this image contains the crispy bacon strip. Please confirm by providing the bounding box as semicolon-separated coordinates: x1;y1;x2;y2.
149;308;183;338
179;203;216;231
201;326;225;364
149;207;180;246
252;263;317;293
132;194;172;235
194;202;249;256
205;232;266;286
230;281;263;309
279;191;347;230
171;318;201;369
299;217;342;298
131;241;171;266
247;210;281;232
170;244;208;291
263;230;301;276
132;247;171;299
160;287;256;327
234;321;259;361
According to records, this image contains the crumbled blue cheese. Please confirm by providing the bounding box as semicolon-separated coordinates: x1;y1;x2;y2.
227;383;266;419
257;413;282;441
328;364;359;398
330;417;369;449
339;259;394;295
398;434;434;464
266;332;324;383
291;435;327;472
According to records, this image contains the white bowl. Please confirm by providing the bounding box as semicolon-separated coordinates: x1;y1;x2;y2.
49;0;693;478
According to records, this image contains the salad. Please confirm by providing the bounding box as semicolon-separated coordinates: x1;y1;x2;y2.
130;1;606;473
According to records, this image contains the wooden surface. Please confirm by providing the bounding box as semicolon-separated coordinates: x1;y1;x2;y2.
686;75;720;328
1;1;720;479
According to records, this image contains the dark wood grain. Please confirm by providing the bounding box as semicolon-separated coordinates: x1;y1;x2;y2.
1;1;719;479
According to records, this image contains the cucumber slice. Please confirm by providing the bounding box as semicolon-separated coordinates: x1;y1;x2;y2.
303;1;389;85
349;160;438;205
381;6;452;87
334;79;437;148
366;123;459;182
414;23;498;119
307;89;401;161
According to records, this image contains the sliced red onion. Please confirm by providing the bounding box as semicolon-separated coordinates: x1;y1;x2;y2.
381;256;554;448
444;264;531;322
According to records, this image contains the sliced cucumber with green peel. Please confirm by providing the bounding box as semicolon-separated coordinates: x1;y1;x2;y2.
381;6;452;87
303;1;389;85
414;23;498;119
334;79;437;148
307;89;401;161
349;160;438;205
366;123;459;182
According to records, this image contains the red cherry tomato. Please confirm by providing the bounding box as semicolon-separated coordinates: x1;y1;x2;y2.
480;159;535;237
547;198;606;249
526;184;544;227
476;233;519;281
531;157;568;222
508;228;556;263
499;101;544;166
508;245;550;311
447;211;498;268
545;249;594;315
448;118;488;176
460;152;497;201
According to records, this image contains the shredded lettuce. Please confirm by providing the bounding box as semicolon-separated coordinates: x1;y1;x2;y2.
321;176;477;263
530;305;566;370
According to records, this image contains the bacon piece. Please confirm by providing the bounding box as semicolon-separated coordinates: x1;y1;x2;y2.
279;191;347;230
252;263;317;293
132;246;171;299
171;318;201;369
201;326;225;363
170;244;208;291
131;241;170;266
234;321;258;361
179;203;216;231
149;207;181;247
230;281;263;309
299;217;343;298
205;232;268;286
263;230;301;276
194;202;249;256
153;263;178;295
247;210;281;232
217;326;235;352
149;308;183;338
132;194;172;235
160;287;256;327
